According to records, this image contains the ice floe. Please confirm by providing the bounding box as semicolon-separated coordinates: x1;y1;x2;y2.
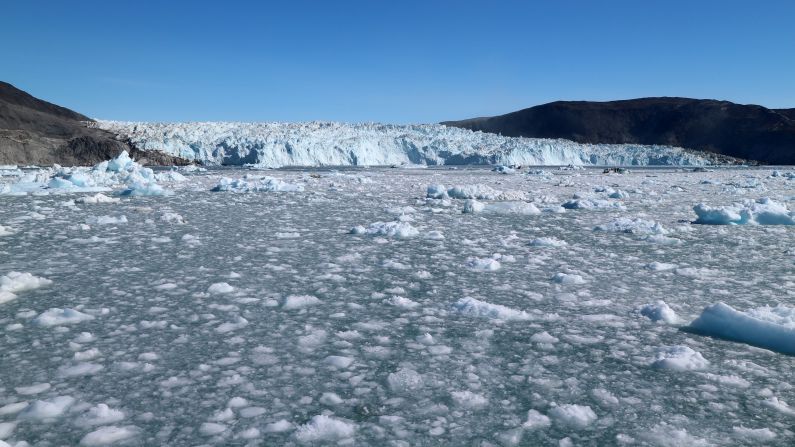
687;302;795;355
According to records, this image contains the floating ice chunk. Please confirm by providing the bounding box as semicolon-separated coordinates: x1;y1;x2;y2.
608;189;629;199
732;426;777;442
463;200;540;215
594;218;668;235
387;368;424;393
552;273;586;285
211;176;304;193
0;402;28;416
639;301;679;324
208;282;235;294
451;391;488;409
562;199;624;210
80;426;140;446
120;181;169;196
548;404;597;429
216;317;249;333
86;215;127;225
530;237;567;247
0;272;52;304
645;262;677;271
452;297;530;321
693;198;795;225
385;296;420;309
523;409;551;430
465;257;501;271
59;362;104;377
15;383;51;395
319;392;344;406
359;221;419;239
154;170;187;183
530;331;559;344
75;404;125;427
295;415;355;444
426;184;448;199
199;422;227;436
264;419;294;433
0;225;13;236
324;355;354;368
18;396;75;420
106;151;135;172
642;424;711;447
447;184;526;201
650;346;709;371
34;308;95;326
762;396;795;417
282;295;321;310
76;193;120;204
687;302;795;355
0;421;16;439
160;212;185;224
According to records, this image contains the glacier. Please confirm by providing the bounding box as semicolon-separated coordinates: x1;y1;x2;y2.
94;120;716;167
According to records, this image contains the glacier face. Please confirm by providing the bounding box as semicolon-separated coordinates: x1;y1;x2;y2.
94;121;712;167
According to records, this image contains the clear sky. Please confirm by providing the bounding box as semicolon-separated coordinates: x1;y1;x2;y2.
3;0;794;123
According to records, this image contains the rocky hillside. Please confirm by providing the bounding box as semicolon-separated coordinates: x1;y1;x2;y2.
0;81;189;166
443;97;795;164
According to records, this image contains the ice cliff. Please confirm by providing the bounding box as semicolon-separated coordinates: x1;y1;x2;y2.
94;121;715;167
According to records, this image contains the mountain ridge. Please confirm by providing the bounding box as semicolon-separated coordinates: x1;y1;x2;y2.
0;81;189;166
442;97;795;164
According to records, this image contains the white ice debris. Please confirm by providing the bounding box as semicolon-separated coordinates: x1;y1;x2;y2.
693;198;795;225
688;302;795;355
75;193;120;204
79;426;140;446
650;346;709;371
452;297;530;321
294;415;356;444
552;272;586;285
548;404;597;429
95;120;713;167
34;308;95;326
74;404;126;427
282;295;321;310
530;237;567;247
594;218;668;235
86;215;127;225
0;151;173;196
465;257;501;271
352;221;419;239
0;271;52;304
450;390;489;409
639;301;679;324
211;175;304;193
523;409;552;430
462;199;540;215
207;282;235;294
18;396;76;420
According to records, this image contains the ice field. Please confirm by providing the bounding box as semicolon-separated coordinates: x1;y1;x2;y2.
2;155;795;446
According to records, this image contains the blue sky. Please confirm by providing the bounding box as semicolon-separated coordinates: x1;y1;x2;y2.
3;0;794;123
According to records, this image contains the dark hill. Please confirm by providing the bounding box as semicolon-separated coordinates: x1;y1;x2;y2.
442;97;795;164
0;81;188;166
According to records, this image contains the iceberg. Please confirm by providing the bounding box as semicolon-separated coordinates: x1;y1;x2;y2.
693;198;795;225
687;302;795;355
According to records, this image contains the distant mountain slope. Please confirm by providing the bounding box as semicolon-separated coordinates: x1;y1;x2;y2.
442;97;795;164
0;81;188;166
